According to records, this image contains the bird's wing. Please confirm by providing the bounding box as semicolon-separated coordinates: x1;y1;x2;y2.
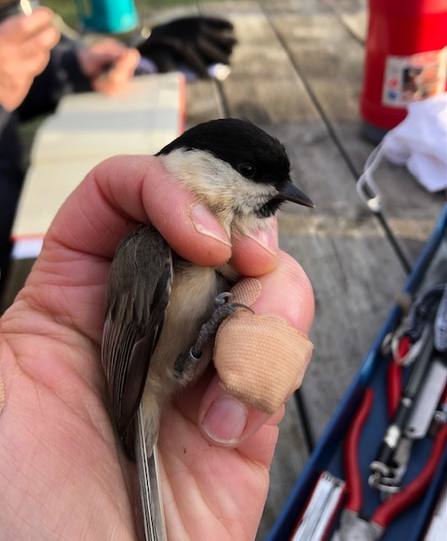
101;225;172;455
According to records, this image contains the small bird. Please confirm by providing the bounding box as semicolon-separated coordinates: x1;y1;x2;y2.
101;118;314;540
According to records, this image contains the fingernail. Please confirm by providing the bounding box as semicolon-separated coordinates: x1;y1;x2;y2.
202;396;248;444
246;224;278;256
190;204;231;247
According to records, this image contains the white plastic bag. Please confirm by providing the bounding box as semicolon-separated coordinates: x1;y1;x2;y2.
357;93;447;211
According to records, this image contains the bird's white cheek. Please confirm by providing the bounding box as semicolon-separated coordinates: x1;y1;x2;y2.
158;149;277;233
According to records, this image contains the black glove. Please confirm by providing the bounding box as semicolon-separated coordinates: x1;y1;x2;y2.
137;16;237;78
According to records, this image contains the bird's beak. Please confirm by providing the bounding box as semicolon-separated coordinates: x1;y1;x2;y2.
277;181;315;208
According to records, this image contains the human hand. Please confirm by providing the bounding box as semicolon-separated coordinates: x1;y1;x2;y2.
0;155;314;540
0;7;60;111
77;39;140;95
137;16;237;78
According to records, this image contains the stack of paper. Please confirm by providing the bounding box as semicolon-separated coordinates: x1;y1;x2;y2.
12;72;185;257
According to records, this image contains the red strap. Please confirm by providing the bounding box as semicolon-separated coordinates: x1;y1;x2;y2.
398;335;411;359
344;388;374;513
387;335;411;417
387;361;402;418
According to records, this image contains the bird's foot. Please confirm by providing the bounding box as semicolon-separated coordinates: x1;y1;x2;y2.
174;292;252;382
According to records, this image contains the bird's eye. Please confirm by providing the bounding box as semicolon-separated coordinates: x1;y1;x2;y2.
237;163;256;179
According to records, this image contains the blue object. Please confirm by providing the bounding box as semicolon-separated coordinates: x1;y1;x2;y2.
267;204;447;541
75;0;138;34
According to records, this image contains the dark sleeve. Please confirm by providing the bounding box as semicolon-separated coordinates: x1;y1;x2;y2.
0;106;24;288
0;104;10;134
17;38;93;122
0;106;23;182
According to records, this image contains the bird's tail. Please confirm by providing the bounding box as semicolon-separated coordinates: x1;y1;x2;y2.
135;406;167;541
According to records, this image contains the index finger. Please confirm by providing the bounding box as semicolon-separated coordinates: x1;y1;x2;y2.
0;7;54;42
93;49;140;95
45;155;233;267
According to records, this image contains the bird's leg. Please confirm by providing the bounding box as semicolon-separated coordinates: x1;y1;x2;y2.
174;292;253;382
190;292;250;358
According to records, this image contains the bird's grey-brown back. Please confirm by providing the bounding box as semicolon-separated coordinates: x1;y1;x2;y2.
102;226;173;451
102;226;227;452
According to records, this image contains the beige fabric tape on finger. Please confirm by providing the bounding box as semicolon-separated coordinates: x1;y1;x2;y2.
214;278;314;414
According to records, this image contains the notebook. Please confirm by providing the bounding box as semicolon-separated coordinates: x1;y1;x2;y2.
12;72;186;258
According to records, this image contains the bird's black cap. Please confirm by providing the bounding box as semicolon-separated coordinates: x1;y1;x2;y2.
157;118;314;210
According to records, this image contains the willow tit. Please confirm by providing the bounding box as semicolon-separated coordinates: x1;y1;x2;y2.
101;118;314;540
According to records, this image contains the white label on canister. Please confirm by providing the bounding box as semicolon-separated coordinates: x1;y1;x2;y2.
382;48;447;107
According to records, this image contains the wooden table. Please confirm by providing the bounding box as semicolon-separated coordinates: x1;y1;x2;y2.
3;0;446;538
181;1;445;537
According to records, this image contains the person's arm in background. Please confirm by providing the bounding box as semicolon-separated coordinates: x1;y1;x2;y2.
18;34;140;121
0;7;60;290
0;8;138;297
0;6;139;124
0;7;60;113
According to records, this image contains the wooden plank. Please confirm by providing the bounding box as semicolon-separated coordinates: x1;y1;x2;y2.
185;78;224;126
261;0;446;265
322;0;367;43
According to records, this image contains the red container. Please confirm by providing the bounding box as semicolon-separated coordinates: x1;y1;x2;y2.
360;0;447;142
